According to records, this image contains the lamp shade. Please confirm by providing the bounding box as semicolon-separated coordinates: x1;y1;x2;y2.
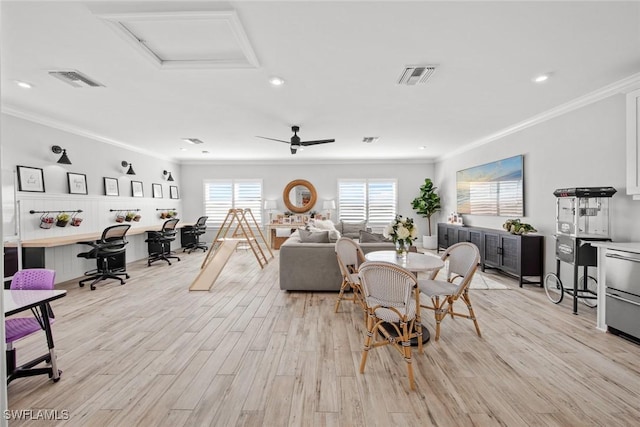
264;200;277;210
323;200;336;210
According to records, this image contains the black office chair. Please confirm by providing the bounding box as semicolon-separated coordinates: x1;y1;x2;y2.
146;218;181;266
183;216;209;253
77;224;131;290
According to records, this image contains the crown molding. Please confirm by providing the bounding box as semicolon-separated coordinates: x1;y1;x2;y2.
1;105;173;162
179;158;435;166
437;72;640;161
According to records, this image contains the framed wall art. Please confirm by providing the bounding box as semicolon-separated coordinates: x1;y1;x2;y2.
67;172;88;195
16;165;45;192
169;185;179;199
104;177;119;196
152;183;163;198
131;180;144;197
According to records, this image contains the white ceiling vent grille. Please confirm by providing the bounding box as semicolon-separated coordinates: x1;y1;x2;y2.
397;65;437;86
48;70;104;88
182;138;204;145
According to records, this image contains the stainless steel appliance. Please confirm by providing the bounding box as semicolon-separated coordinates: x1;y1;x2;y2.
605;249;640;342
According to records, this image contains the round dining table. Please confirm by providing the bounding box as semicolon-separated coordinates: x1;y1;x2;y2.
363;250;445;344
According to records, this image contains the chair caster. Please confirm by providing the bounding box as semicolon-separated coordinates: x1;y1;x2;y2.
125;274;130;279
79;282;85;287
90;285;96;290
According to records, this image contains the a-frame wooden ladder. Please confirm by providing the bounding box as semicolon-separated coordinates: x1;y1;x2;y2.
189;208;273;291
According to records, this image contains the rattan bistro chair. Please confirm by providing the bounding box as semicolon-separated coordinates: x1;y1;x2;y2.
334;237;366;313
418;242;481;341
358;261;422;390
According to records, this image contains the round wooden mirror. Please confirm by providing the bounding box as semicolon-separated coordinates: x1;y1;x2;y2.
283;179;317;213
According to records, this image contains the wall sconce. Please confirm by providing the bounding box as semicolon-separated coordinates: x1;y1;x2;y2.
323;200;336;219
51;145;71;164
163;170;174;181
121;161;136;175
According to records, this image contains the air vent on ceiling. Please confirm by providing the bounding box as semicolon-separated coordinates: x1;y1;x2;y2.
397;65;437;86
48;70;104;88
182;138;204;145
362;137;379;143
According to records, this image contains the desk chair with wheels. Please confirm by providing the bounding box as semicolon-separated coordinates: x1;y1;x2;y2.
77;224;131;290
146;218;180;266
183;216;208;253
5;269;60;382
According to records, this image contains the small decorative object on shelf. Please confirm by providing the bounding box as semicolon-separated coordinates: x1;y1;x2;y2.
115;213;125;223
502;218;537;235
133;214;141;222
55;212;70;227
125;212;136;222
383;215;418;260
447;211;463;225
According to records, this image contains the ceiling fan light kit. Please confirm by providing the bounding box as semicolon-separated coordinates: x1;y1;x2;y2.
257;125;335;155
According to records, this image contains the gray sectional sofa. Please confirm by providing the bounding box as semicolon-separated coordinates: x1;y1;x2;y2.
279;230;394;291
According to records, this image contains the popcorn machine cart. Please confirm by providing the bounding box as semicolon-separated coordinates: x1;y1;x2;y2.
544;187;616;314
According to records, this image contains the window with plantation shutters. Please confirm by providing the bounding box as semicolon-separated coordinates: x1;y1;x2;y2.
338;179;397;226
203;179;263;226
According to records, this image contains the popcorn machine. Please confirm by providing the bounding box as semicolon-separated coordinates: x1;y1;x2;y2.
544;187;617;314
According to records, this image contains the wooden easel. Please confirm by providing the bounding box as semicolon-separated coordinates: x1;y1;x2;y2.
189;209;273;291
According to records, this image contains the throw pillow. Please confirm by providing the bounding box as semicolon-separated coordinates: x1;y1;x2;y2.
341;220;367;235
298;228;330;243
313;219;337;231
359;230;389;243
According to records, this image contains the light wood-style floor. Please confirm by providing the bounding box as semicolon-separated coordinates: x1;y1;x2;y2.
6;248;640;426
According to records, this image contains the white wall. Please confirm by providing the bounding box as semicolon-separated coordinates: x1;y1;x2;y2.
434;93;640;280
1;113;182;282
180;161;435;235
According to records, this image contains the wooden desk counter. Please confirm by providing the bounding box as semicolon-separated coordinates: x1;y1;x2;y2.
20;223;194;248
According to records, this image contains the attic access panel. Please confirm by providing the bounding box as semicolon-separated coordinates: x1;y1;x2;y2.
97;10;259;69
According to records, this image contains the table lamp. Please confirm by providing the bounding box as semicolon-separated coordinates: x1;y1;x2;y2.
322;200;336;219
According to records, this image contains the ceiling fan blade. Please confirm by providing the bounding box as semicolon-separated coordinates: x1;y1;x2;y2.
300;139;335;146
256;136;290;144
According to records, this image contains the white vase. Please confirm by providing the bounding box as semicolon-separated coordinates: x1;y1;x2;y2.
423;235;437;250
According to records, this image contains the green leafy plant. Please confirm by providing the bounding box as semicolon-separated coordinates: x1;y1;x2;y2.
56;213;70;222
411;178;441;236
502;218;537;235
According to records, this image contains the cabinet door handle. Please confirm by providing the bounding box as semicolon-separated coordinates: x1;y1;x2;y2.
607;293;640;307
497;247;503;255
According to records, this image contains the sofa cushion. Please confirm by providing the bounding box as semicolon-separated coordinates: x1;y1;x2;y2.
298;228;330;243
359;230;390;243
311;219;337;231
339;220;367;238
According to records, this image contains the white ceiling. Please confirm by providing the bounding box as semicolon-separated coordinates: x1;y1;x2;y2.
2;1;640;162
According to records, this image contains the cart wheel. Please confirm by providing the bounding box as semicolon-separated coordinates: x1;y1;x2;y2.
544;273;564;304
578;275;598;308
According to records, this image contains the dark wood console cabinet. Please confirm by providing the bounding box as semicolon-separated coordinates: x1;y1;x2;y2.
437;223;544;287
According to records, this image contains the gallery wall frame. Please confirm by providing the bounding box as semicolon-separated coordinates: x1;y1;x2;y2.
131;180;144;197
169;185;179;199
152;183;163;198
104;177;119;196
16;165;45;192
67;172;88;195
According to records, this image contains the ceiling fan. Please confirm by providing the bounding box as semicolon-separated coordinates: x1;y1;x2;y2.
257;126;335;154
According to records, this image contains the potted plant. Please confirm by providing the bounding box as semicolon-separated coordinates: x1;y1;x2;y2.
125;212;136;222
55;212;70;227
411;178;441;249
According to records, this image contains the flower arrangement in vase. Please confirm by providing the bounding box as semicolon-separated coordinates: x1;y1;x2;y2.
383;215;418;259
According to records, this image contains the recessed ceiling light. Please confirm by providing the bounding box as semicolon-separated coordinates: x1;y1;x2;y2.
179;148;187;151
15;80;32;89
419;146;426;150
533;74;550;83
269;76;285;86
